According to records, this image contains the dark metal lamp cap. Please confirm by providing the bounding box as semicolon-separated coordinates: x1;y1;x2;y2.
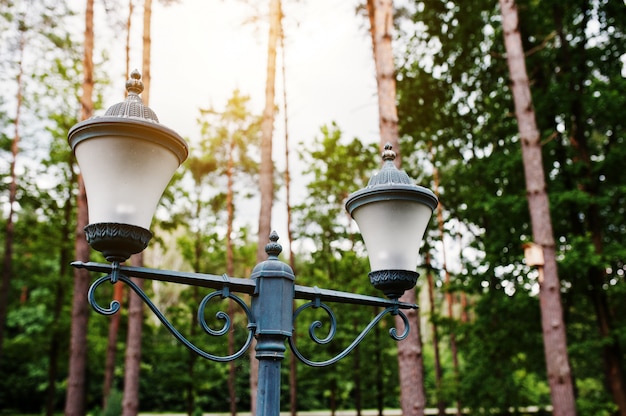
104;69;159;121
345;143;438;214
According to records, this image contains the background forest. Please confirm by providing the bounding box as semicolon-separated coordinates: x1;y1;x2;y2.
1;0;625;415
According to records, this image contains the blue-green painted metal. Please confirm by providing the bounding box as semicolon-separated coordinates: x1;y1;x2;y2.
344;143;438;214
75;233;418;416
87;262;255;363
288;299;410;367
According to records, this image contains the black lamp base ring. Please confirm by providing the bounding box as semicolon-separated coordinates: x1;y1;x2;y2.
84;222;153;262
369;269;420;299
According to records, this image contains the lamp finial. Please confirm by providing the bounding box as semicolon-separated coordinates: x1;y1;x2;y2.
382;143;396;162
265;231;282;258
126;69;144;95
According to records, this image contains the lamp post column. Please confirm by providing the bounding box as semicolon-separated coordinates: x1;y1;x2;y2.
250;232;295;416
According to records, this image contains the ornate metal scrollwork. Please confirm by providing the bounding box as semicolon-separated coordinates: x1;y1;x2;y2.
288;298;410;367
87;263;256;362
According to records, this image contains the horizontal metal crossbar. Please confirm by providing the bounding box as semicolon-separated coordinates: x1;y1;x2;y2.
72;261;418;310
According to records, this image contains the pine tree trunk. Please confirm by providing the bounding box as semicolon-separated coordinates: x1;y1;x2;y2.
66;178;91;416
433;164;462;416
256;0;281;263
65;0;94;413
374;323;384;416
354;329;362;416
252;0;282;412
427;148;446;416
366;0;401;164
280;23;298;416
122;257;144;416
103;3;135;405
187;230;202;416
0;28;24;363
103;283;123;408
141;0;152;105
121;2;152;412
366;0;426;414
499;1;577;415
46;184;73;416
226;139;237;416
425;255;445;416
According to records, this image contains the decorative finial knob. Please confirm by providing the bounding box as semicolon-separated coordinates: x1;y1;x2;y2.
382;143;396;162
126;69;144;95
265;231;282;258
104;69;158;121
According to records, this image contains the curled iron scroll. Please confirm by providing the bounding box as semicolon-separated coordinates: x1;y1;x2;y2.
88;269;256;363
288;300;410;367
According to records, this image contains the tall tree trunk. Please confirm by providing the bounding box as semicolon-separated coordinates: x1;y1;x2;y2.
499;1;577;415
65;0;94;414
366;1;426;414
432;162;462;416
353;329;362;416
374;322;384;416
122;257;144;416
122;3;152;412
103;282;123;409
187;220;202;416
279;18;298;416
46;187;73;416
251;0;282;412
366;0;401;165
226;139;237;416
187;286;199;416
255;0;280;264
425;254;445;416
103;1;135;408
141;0;152;105
427;145;446;416
0;26;25;363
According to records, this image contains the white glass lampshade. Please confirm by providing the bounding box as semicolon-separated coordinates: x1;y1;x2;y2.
345;144;437;298
68;71;188;262
350;198;435;273
72;124;184;230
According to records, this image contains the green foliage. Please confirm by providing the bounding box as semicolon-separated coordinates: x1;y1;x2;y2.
101;388;123;416
396;0;626;413
2;0;626;413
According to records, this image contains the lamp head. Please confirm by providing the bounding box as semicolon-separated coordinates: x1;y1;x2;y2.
68;70;188;262
345;144;438;299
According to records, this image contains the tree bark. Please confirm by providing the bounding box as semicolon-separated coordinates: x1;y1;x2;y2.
366;0;401;164
255;0;281;263
103;283;123;408
366;0;426;414
499;1;577;415
252;0;282;412
425;255;445;416
64;1;94;413
280;21;298;416
65;178;91;416
122;256;144;416
433;162;462;416
227;138;237;416
141;0;152;105
103;1;134;407
46;183;73;415
0;26;25;364
121;3;152;411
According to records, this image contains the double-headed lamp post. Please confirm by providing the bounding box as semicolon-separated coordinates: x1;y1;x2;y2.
68;71;438;416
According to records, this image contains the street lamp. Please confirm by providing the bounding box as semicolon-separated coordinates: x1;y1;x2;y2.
69;72;438;416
